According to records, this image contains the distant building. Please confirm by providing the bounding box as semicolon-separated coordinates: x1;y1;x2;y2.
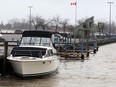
15;30;23;34
1;29;15;33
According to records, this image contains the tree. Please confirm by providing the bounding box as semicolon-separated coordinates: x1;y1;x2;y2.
60;19;70;33
20;18;29;29
51;16;61;32
0;21;5;29
31;16;52;31
5;23;12;29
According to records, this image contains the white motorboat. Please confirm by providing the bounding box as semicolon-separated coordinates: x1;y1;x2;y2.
0;30;3;37
0;33;3;38
7;31;60;77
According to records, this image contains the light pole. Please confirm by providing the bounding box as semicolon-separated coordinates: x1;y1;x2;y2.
28;6;33;30
75;1;77;27
108;2;113;39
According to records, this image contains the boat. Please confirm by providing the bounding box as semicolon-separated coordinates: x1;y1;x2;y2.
0;31;3;40
7;30;60;77
0;33;3;38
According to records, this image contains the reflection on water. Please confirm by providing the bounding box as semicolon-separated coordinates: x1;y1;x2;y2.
1;43;116;87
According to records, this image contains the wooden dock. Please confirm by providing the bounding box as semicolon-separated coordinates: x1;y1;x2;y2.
0;41;14;76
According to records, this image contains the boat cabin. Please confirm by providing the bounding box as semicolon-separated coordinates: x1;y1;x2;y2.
11;31;55;58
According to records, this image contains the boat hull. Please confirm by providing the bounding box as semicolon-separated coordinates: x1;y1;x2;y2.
8;56;60;77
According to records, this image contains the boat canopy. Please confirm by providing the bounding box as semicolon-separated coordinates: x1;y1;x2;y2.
22;31;52;38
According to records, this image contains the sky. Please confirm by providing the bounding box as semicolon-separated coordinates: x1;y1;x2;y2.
0;0;115;25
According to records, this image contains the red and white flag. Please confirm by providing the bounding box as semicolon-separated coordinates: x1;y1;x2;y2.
71;2;76;6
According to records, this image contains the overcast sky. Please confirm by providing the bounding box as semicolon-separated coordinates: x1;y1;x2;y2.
0;0;115;24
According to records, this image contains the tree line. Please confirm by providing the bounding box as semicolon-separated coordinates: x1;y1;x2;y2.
0;16;116;34
0;16;74;33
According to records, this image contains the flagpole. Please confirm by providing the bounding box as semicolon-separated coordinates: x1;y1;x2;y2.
75;1;77;26
73;1;77;53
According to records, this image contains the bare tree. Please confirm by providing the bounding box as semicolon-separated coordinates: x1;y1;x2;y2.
32;16;52;31
51;16;61;32
0;21;5;29
8;18;29;29
31;16;40;30
60;19;70;33
8;18;19;29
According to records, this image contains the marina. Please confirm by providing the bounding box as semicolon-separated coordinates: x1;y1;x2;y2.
1;0;116;86
0;43;116;87
1;27;116;76
0;19;116;86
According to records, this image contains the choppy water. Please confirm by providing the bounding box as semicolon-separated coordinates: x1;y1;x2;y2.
1;43;116;87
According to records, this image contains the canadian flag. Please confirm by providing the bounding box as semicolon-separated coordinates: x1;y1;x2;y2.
71;2;76;5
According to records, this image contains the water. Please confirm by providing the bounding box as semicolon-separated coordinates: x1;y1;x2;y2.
1;43;116;87
2;34;21;41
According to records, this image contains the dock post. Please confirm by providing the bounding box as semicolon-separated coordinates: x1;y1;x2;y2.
68;33;71;45
58;36;60;52
64;37;67;52
96;46;99;51
12;38;14;41
95;40;98;51
17;40;20;46
3;41;8;75
86;46;89;57
93;40;97;54
80;42;84;55
81;42;85;59
81;54;84;59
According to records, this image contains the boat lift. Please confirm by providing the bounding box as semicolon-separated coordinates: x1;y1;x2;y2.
56;17;98;59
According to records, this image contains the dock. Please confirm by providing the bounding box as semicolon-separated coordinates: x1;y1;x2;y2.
52;17;116;60
1;17;116;76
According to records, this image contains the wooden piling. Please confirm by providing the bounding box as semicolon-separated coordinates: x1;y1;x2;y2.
3;41;8;74
86;51;89;57
93;48;96;54
81;54;84;59
96;46;99;51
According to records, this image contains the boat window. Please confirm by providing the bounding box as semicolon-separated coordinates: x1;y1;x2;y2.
20;37;51;46
48;50;53;56
45;50;53;57
52;34;64;43
11;47;46;58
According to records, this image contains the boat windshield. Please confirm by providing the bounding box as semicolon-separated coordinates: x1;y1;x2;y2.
20;37;51;46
